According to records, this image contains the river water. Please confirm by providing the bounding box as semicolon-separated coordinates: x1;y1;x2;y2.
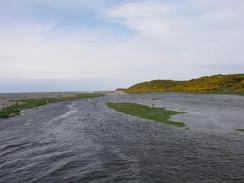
0;94;244;182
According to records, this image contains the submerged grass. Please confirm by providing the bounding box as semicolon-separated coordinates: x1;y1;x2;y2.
236;129;244;132
106;102;185;127
0;93;104;118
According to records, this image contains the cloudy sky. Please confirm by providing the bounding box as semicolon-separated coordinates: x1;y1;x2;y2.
0;0;243;92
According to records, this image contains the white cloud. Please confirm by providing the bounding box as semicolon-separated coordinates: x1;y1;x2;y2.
0;23;179;81
106;0;244;65
0;0;243;91
106;1;172;36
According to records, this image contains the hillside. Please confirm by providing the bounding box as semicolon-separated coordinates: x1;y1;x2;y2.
126;74;244;94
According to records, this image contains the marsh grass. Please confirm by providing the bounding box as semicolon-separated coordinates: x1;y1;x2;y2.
0;93;104;118
106;102;185;127
236;129;244;132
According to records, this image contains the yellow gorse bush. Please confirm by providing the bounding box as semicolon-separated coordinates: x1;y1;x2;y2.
126;74;244;94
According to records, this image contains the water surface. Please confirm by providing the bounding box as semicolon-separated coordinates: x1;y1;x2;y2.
0;94;244;182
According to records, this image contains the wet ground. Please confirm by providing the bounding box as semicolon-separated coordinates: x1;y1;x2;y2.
0;92;81;109
0;93;244;183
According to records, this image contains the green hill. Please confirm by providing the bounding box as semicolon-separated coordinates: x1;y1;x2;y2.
126;74;244;94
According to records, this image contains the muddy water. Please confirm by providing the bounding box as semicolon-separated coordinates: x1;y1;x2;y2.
0;94;244;182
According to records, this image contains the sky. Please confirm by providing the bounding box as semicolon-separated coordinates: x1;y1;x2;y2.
0;0;243;92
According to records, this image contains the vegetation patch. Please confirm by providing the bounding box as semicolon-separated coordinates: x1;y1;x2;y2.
236;129;244;132
126;74;244;95
152;97;161;100
0;93;104;118
106;102;185;127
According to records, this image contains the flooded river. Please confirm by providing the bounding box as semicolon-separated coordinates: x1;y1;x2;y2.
0;94;244;182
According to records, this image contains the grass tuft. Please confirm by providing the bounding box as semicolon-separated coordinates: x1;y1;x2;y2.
106;102;185;127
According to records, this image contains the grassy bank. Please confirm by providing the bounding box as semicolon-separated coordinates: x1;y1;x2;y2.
0;93;104;118
126;74;244;95
106;102;185;127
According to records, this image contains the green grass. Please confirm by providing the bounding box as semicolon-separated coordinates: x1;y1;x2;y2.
106;102;185;127
236;129;244;132
0;93;104;118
